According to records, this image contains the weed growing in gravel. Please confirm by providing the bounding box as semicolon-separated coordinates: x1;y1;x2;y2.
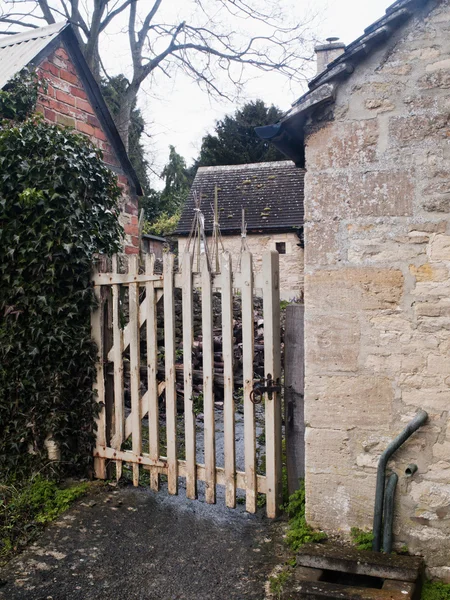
0;477;89;564
283;482;327;551
421;580;450;600
350;527;374;551
269;568;291;599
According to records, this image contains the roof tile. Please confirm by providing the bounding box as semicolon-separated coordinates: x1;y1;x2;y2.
176;161;304;235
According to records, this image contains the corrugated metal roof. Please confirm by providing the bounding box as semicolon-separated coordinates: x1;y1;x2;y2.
0;21;67;89
176;161;304;235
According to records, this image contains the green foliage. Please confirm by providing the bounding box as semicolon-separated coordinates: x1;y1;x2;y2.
143;210;180;237
0;477;89;563
192;393;204;416
422;580;450;600
283;482;327;551
0;68;43;122
160;146;192;213
0;116;122;479
195;100;285;168
257;493;266;509
143;146;192;233
269;569;291;598
100;75;160;220
350;527;374;551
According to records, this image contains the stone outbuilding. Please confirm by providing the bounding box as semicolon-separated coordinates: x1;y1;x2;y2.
175;161;305;300
258;0;450;580
0;22;141;254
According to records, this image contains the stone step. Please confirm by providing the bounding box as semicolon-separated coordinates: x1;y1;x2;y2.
286;579;413;600
296;543;423;583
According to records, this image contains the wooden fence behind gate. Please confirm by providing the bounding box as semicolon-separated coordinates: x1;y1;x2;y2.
92;251;282;517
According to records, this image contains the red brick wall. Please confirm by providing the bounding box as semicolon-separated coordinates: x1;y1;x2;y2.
35;44;139;254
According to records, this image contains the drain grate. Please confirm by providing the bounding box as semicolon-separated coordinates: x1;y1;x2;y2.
290;542;423;599
319;569;384;589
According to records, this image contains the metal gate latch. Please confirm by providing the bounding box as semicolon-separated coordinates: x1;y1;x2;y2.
249;374;281;404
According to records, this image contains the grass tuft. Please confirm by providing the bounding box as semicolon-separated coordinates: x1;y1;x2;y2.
283;482;327;551
421;580;450;600
0;476;89;564
350;527;374;551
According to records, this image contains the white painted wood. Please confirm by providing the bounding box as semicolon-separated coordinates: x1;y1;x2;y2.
164;253;178;494
107;295;147;362
92;262;106;479
93;272;162;285
97;446;168;471
201;258;216;504
177;463;267;493
221;252;236;507
129;255;142;487
182;252;196;499
93;251;282;516
111;256;124;481
146;254;160;491
95;454;267;494
124;383;165;440
262;251;282;518
241;251;257;513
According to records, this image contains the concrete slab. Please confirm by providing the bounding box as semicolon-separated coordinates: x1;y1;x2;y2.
285;580;412;599
296;543;423;583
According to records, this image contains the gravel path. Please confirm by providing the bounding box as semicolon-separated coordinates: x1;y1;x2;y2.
0;484;284;600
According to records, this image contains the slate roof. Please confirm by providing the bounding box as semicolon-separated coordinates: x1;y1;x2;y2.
175;161;304;236
256;0;433;164
0;22;142;194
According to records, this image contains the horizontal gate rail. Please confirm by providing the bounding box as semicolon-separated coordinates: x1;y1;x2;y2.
92;250;282;517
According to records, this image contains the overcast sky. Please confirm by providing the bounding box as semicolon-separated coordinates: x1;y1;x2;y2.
1;0;389;185
110;0;392;186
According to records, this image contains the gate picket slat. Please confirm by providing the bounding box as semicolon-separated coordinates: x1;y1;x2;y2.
129;255;142;487
201;259;216;504
164;253;178;495
146;254;160;491
262;251;282;518
92;263;106;479
221;252;235;507
182;252;197;499
111;256;124;481
241;251;257;513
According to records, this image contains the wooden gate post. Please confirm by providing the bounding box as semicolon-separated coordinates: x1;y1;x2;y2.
263;251;282;518
284;304;305;495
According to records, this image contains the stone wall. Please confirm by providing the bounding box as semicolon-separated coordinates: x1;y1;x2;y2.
177;232;304;300
35;44;139;254
304;0;450;579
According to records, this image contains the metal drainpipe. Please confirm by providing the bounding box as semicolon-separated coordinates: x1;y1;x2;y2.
382;472;398;554
372;410;428;552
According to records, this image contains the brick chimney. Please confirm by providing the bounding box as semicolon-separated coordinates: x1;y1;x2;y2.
314;37;345;74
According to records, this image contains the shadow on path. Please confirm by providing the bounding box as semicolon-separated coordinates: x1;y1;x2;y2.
0;484;283;600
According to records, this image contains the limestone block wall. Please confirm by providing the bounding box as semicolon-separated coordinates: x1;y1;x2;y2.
177;232;304;300
303;0;450;578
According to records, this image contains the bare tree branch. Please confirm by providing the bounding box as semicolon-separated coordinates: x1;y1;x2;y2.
38;0;56;23
0;17;38;28
0;0;318;148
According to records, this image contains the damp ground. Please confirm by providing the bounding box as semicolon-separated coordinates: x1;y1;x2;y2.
0;482;287;600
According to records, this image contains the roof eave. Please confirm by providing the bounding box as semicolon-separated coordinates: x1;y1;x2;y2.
60;27;142;196
255;82;337;162
174;224;301;237
256;0;428;155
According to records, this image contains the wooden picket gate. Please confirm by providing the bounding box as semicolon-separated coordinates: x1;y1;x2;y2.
92;251;282;517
